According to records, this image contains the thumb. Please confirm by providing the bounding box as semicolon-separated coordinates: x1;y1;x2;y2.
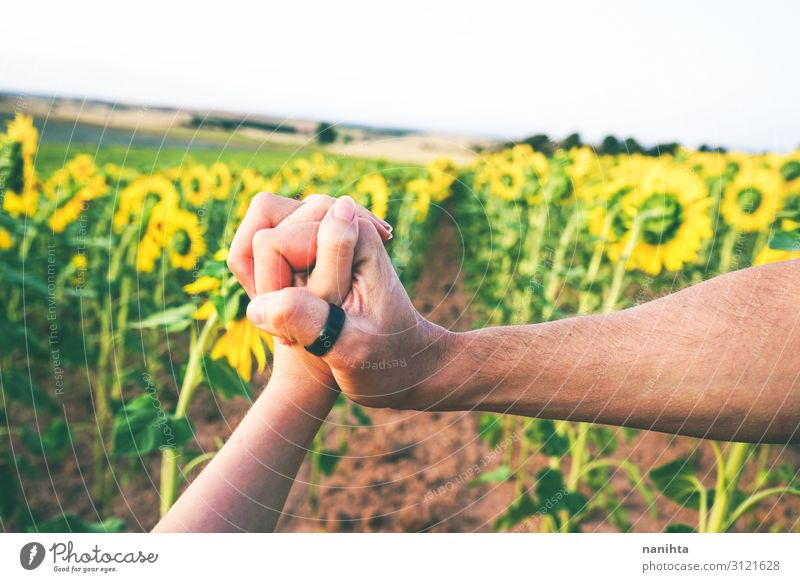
247;287;331;347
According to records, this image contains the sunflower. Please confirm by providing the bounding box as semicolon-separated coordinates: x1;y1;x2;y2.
356;174;390;220
405;178;431;222
0;228;13;250
608;163;713;275
721;161;784;232
5;113;38;159
753;246;800;266
104;163;139;184
114;175;178;231
311;152;339;182
183;275;221;295
48;175;108;233
210;318;273;382
475;156;525;201
166;209;206;270
2;114;40;218
209;162;232;200
282;159;312;192
236;168;266;198
426;157;456;202
180;165;212;206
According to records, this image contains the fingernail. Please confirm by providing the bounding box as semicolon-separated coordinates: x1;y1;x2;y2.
279;337;293;346
333;196;356;222
246;296;267;324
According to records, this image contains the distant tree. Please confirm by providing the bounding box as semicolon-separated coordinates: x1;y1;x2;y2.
623;137;643;154
645;142;679;157
316;122;338;145
699;144;728;154
522;133;554;156
561;133;583;150
599;135;622;155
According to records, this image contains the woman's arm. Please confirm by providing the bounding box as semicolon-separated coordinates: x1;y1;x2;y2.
153;361;335;532
155;196;362;531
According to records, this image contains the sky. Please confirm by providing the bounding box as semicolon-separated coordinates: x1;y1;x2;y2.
3;0;799;151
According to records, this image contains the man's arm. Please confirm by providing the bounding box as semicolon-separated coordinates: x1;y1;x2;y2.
427;259;800;444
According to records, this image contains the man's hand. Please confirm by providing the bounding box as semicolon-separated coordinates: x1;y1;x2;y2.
245;195;452;410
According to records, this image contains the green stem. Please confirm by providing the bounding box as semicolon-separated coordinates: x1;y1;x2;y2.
177;451;218;486
543;209;580;320
718;227;740;274
603;218;642;314
723;487;800;531
694;478;709;533
91;301;113;512
566;423;590;491
706;442;751;532
579;207;618;314
159;310;219;517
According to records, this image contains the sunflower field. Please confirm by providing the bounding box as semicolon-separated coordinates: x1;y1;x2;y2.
1;113;798;532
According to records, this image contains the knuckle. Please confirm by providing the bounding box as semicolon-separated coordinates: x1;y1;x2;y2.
318;225;357;252
270;288;305;331
251;228;274;254
253;191;277;207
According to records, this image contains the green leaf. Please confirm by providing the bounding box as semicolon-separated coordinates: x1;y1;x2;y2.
493;492;538;531
350;404;372;427
202;356;252;402
0;368;56;410
130;304;196;333
27;515;126;533
315;447;345;476
211;289;244;326
112;395;193;457
621;427;639;445
4;269;49;296
665;523;695;533
781;159;800;182
22;419;71;460
589;426;618;455
525;419;569;457
648;457;709;510
471;465;513;486
478;413;504;448
534;468;588;520
769;231;800;252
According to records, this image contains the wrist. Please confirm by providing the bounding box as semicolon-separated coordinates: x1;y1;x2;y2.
408;323;469;411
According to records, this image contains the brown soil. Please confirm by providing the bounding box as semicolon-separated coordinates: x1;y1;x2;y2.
13;216;800;533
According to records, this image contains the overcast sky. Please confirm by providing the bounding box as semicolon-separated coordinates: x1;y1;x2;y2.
3;0;799;151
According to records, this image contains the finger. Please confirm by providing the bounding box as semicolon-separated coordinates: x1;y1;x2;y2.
251;222;321;294
228;192;303;297
285;193;393;240
354;213;393;272
247;287;331;347
307;196;359;305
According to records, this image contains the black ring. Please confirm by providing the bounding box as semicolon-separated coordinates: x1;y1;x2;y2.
304;303;345;356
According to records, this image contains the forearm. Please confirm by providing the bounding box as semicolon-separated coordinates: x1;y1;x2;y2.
430;260;800;443
153;365;337;532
